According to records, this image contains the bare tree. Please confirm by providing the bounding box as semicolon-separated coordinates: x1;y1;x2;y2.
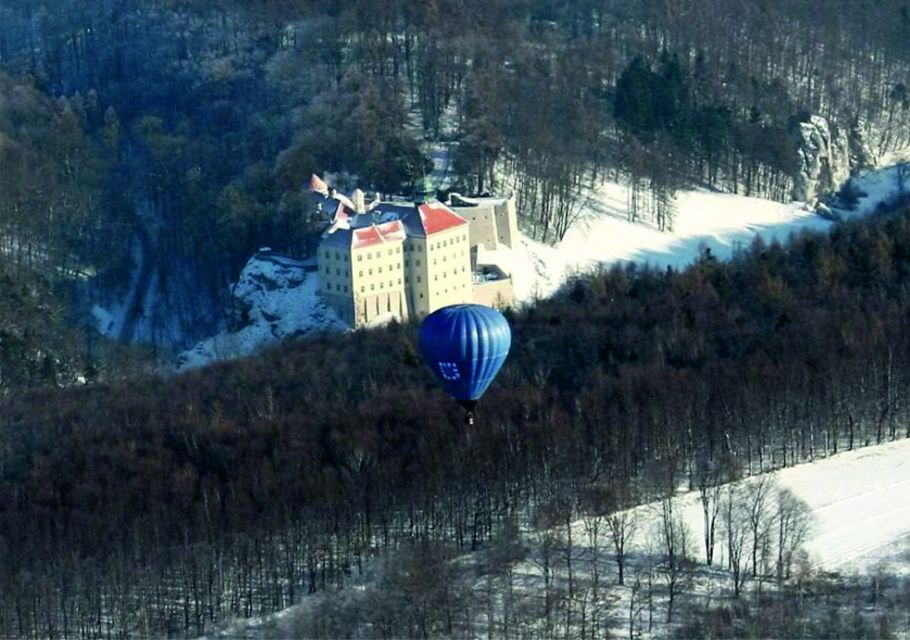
774;488;813;582
697;460;723;566
744;476;776;578
608;508;638;587
721;484;750;597
656;498;693;623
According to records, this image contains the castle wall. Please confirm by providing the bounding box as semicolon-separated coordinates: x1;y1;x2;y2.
472;278;514;309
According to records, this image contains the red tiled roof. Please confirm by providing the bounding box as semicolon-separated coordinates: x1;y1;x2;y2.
418;202;468;235
326;201;350;234
310;173;328;194
352;220;406;249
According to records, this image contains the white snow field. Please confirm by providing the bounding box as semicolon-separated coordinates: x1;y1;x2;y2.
487;164;910;303
785;439;910;571
616;437;910;572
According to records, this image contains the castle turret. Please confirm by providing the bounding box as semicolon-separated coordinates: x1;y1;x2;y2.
352;188;366;214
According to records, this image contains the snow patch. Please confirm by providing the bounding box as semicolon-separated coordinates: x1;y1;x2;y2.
482;164;908;304
176;253;345;371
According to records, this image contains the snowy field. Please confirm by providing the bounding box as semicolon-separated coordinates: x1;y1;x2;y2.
618;437;910;572
489;164;910;303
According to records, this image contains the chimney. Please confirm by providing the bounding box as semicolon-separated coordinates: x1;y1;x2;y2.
352;188;366;214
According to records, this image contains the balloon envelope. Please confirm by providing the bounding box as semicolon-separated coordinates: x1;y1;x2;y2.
419;304;512;405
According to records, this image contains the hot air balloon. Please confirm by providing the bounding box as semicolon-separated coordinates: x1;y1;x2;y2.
418;304;512;425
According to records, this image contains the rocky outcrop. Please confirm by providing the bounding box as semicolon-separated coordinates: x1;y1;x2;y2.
847;117;875;173
175;251;345;370
791;115;851;206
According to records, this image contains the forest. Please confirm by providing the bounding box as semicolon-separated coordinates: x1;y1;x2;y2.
1;0;910;366
3;0;910;636
0;201;910;636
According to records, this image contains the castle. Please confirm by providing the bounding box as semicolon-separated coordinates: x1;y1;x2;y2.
312;175;517;327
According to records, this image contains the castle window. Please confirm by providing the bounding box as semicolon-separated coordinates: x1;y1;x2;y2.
398;278;401;285
389;280;393;287
420;293;424;299
378;266;383;273
325;282;330;289
335;252;340;260
417;276;422;283
336;268;340;275
344;255;349;262
359;270;363;277
344;286;348;293
361;286;365;292
367;252;372;259
416;260;421;266
380;282;384;289
369;269;373;275
388;249;393;256
358;255;363;261
371;284;375;291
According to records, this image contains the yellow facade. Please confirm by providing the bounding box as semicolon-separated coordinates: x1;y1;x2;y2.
318;247;354;323
318;199;513;327
350;242;408;325
403;227;472;318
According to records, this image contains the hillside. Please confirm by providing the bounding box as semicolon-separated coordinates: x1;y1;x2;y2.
177;163;909;369
4;2;910;638
2;0;910;356
215;436;910;639
3;203;910;636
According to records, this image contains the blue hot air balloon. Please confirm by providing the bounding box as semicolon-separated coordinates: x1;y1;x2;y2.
419;304;512;425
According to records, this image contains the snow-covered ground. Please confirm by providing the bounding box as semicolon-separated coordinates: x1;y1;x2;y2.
613;438;910;572
176;251;345;371
484;164;910;303
207;436;910;639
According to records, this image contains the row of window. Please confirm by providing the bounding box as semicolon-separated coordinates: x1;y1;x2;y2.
432;251;465;265
359;279;403;292
327;263;468;285
322;251;350;262
358;263;402;277
434;267;467;281
357;246;403;261
324;233;470;264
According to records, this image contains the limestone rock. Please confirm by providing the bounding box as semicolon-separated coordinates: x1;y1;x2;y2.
791;115;851;206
